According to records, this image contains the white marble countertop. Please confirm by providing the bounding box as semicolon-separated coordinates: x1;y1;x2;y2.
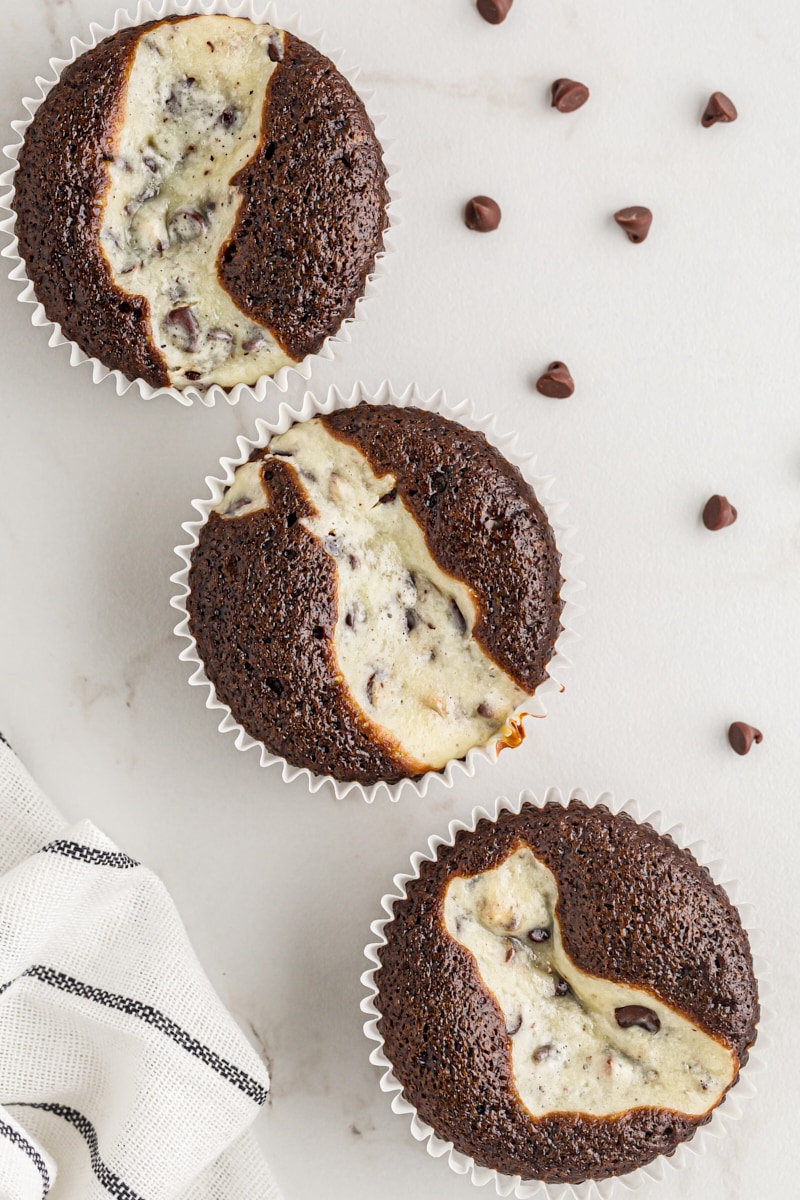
0;1;796;1197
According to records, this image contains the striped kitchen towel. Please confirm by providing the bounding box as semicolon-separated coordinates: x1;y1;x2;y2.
0;735;281;1200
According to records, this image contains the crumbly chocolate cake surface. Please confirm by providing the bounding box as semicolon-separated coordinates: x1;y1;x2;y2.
13;23;169;387
186;404;563;784
220;32;389;362
12;16;387;389
374;800;759;1182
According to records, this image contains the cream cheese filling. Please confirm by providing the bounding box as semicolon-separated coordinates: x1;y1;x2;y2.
100;16;295;389
215;420;529;768
214;460;270;519
444;847;736;1119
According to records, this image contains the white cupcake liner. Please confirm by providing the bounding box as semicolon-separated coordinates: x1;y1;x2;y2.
361;787;769;1198
0;0;398;407
170;380;583;802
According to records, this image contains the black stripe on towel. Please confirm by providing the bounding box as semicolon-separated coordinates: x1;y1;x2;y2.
0;1116;51;1199
2;966;268;1105
8;1103;143;1200
41;840;139;870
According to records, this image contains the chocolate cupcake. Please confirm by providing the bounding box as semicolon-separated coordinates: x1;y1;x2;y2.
9;13;388;395
365;797;759;1184
175;391;566;791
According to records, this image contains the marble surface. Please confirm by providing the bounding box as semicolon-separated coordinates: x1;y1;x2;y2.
0;1;796;1197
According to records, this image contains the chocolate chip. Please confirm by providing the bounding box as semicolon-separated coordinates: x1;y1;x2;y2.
378;488;397;504
551;78;590;113
267;34;283;61
728;721;763;756
404;609;418;632
507;1013;523;1036
536;361;574;398
477;0;513;23
533;1045;552;1062
702;494;737;531
464;195;502;232
219;106;241;129
553;975;571;997
702;91;738;127
184;370;201;381
243;332;267;353
449;600;467;636
344;611;354;629
614;206;653;243
614;1005;661;1033
169;209;207;243
124;183;158;216
528;928;550;943
477;702;493;719
207;328;233;349
164;306;200;353
504;940;515;962
166;77;196;115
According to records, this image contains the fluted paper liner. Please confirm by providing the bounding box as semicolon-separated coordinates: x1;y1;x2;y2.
361;788;769;1196
170;381;583;801
0;0;398;407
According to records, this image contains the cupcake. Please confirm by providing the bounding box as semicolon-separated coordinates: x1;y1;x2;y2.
368;799;759;1183
11;13;388;392
184;401;564;786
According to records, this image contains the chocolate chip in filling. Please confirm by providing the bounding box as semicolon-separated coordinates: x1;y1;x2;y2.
99;16;294;388
444;846;736;1118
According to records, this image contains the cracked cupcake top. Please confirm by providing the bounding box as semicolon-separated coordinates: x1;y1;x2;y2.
374;800;759;1183
13;14;388;391
186;404;563;785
